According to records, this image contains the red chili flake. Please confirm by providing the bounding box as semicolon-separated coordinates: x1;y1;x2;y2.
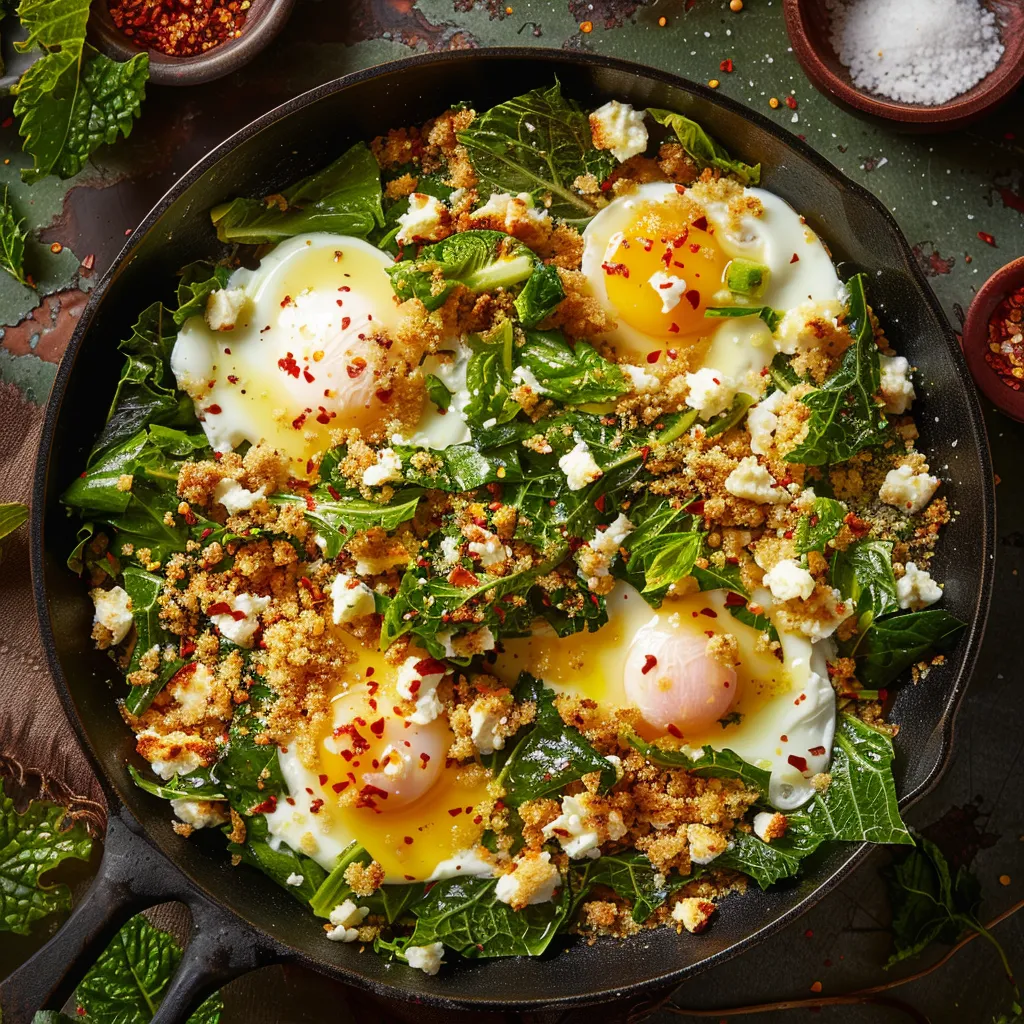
318;773;328;786
720;58;734;72
978;231;997;247
204;404;222;415
415;658;447;677
691;215;708;231
684;289;700;310
724;592;746;608
310;798;324;814
291;413;306;430
661;248;673;268
699;607;718;618
250;794;277;815
420;752;431;765
280;295;293;308
790;253;800;263
668;322;680;334
601;261;630;278
641;654;658;675
375;387;393;403
448;807;464;817
674;183;687;194
785;95;798;109
646;350;662;364
809;745;826;756
278;353;300;378
787;754;809;772
594;494;607;512
206;601;232;616
368;717;385;738
667;724;684;739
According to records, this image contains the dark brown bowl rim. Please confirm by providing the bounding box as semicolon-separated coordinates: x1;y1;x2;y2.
90;0;296;87
782;0;1024;126
963;256;1024;421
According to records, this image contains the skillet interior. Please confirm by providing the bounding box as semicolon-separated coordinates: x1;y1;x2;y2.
32;49;994;1008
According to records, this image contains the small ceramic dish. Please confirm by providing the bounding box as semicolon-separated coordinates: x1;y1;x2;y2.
90;0;296;87
962;257;1024;422
782;0;1024;131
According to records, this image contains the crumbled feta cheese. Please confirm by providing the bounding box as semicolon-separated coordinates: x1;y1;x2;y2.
897;562;942;610
466;527;508;567
471;192;551;230
89;585;133;645
469;699;506;756
329;899;369;928
589;100;649;162
330;573;376;624
542;795;601;859
137;729;207;780
671;897;716;934
396;656;447;725
746;388;786;456
437;627;496;659
361;448;404;487
439;534;463;566
168;662;216;724
213;478;266;515
686;823;730;865
170;798;227;829
395;193;448;245
209;592;270;648
285;872;304;886
797;590;855;641
204;287;246;331
511;364;543;393
647;270;688;314
762;559;816;602
494;851;561;907
621;364;659;393
724;456;789;504
753;811;788;842
684;367;737;420
558;441;602;490
773;299;844;355
592;514;634;559
879;463;940;514
879;354;916;414
426;846;497;882
405;941;445;975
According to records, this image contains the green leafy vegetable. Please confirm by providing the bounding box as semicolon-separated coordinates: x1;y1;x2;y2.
210;142;383;244
74;912;223;1023
518;329;627;404
768;352;801;393
704;305;781;331
497;674;617;806
830;539;898;618
121;566;183;715
705;392;755;438
571;851;678;923
388;230;536;311
786;274;889;466
309;841;373;918
425;373;453;411
173;261;231;326
408;875;567;957
464;320;521;428
0;779;93;935
457;82;616;224
128;764;225;802
514;262;565;327
626;733;771;799
0;186;29;285
794;496;847;555
0;502;28;562
647;108;760;185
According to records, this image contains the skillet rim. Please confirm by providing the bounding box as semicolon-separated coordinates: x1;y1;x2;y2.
29;46;996;1009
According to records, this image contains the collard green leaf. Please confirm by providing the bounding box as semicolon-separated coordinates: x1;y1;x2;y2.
571;851;675;923
647;108;760;185
425;373;453;411
704;305;780;331
705;392;755;439
626;733;771;799
769;352;801;393
518;329;627;404
74;912;224;1023
220;682;285;816
174;261;231;326
457;82;615;224
830;539;898;618
464;320;521;428
640;530;704;594
497;674;617;806
692;560;747;596
844;609;967;688
0;780;92;935
794;496;847;555
309;841;373;918
714;829;809;888
514;263;565;328
210;142;383;244
409;875;567;957
786;274;889;466
229;813;325;905
394;442;522;493
0;186;29;285
388;230;535;311
121;566;183;715
128;764;225;802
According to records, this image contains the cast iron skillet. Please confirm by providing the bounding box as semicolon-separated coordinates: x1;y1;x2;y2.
6;48;994;1022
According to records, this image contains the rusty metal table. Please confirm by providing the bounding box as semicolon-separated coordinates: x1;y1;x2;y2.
0;2;1020;1021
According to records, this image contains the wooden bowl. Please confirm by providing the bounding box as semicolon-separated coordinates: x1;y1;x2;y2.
90;0;296;87
783;0;1024;131
962;257;1024;422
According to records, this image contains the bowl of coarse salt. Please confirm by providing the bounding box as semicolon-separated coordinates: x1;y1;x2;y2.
783;0;1024;130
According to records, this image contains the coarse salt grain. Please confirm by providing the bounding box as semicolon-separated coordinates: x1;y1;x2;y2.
826;0;1003;106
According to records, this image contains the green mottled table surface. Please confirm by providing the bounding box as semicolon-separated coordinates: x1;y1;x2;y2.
1;2;1021;1022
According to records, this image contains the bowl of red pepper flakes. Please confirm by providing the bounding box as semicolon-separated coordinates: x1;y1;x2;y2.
963;256;1024;422
91;0;296;86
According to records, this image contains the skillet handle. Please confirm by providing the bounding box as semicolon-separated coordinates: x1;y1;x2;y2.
0;808;280;1024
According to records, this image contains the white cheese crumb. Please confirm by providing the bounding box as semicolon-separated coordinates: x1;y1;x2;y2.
204;287;247;331
466;527;507;567
879;354;916;414
439;534;463;566
746;388;786;455
762;559;816;602
621;364;659;393
361;448;404;487
671;896;716;934
724;456;789;504
647;270;688;314
469;699;506;756
209;592;270;648
897;562;943;610
686;824;729;865
395;193;447;245
329;899;369;928
542;795;602;859
878;463;940;514
558;441;603;491
329;573;376;624
684;367;737;420
213;478;265;515
405;941;445;975
589;100;649;162
285;872;304;887
494;851;561;906
170;799;227;829
471;192;551;230
797;591;855;641
396;656;446;725
90;585;133;645
592;513;634;559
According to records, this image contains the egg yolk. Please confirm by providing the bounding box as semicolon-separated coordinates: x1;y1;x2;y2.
312;639;491;881
602;195;728;344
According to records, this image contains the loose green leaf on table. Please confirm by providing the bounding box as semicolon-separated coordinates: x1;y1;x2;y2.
0;779;92;935
457;82;616;225
0;186;29;285
647;108;761;185
0;502;29;560
210;141;383;244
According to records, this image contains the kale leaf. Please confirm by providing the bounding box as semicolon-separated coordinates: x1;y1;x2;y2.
794;496;847;555
647;108;760;185
830;538;898;618
173;261;231;326
514;263;565;327
128;764;225;802
464;320;521;428
121;566;184;715
457;82;615;225
518;329;627;404
210;142;383;244
570;851;678;923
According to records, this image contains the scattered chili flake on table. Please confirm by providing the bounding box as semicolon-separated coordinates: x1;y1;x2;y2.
983;283;1024;391
107;0;250;57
